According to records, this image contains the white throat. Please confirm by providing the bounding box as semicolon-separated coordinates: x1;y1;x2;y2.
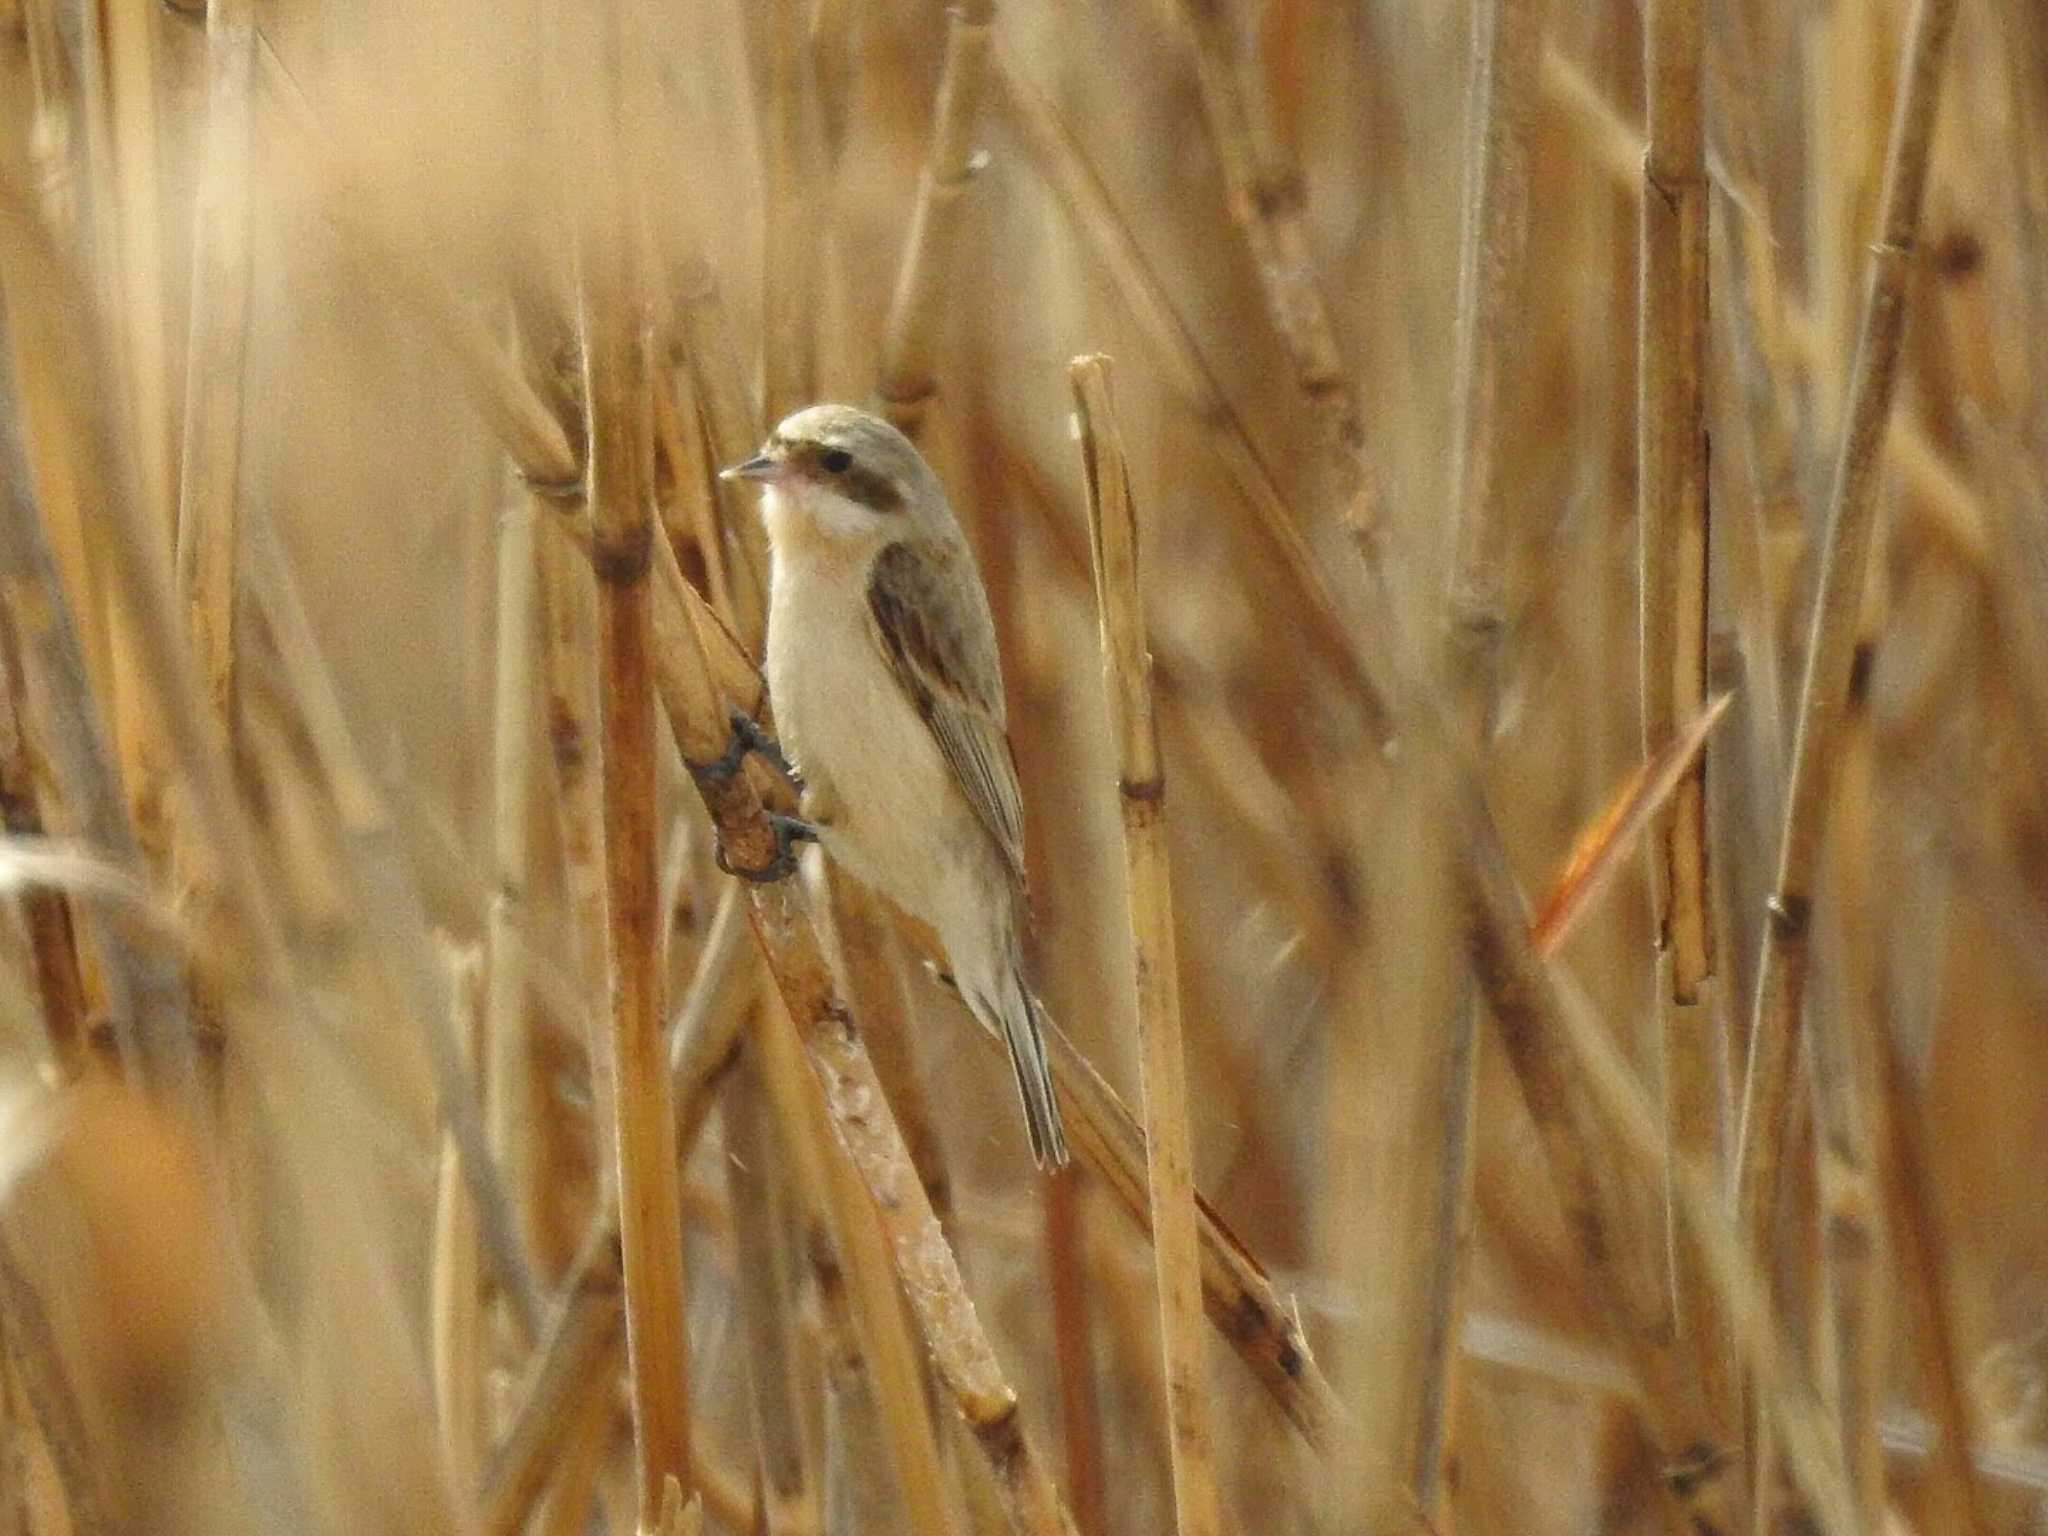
761;480;884;547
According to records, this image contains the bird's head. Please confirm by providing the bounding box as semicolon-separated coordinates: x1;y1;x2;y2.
721;404;946;551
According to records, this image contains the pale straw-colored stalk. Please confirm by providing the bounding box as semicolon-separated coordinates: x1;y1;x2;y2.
1070;354;1222;1536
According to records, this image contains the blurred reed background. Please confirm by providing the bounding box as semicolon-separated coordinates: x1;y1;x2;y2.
0;0;2044;1532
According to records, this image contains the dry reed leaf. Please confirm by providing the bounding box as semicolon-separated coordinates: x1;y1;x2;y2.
1528;691;1734;958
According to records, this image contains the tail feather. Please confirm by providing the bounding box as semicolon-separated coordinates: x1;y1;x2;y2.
982;970;1069;1170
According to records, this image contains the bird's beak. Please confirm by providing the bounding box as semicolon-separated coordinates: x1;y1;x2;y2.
719;453;783;484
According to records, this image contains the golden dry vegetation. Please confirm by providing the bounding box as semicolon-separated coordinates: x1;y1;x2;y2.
0;0;2044;1533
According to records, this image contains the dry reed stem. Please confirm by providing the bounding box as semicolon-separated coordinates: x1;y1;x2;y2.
540;520;618;1185
1433;1;1557;1514
579;10;692;1511
876;3;993;436
1810;684;1885;1530
173;0;255;739
653;367;736;627
1733;0;1961;1285
692;881;954;1536
485;475;542;1281
431;948;488;1502
0;607;90;1077
1446;0;1547;697
722;1049;815;1536
0;244;192;1090
1876;1020;1994;1535
1637;0;1735;1463
1175;0;1372;530
1043;1170;1108;1536
72;0;177;900
991;47;1389;739
1070;355;1222;1536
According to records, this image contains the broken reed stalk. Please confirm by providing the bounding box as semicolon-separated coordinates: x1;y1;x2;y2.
876;2;992;436
1638;0;1734;1449
431;947;487;1502
173;0;256;737
1733;0;1961;1277
484;474;542;1272
0;606;91;1077
1175;0;1373;528
578;10;692;1513
1070;355;1222;1536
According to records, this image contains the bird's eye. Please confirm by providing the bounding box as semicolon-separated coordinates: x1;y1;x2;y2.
820;448;853;474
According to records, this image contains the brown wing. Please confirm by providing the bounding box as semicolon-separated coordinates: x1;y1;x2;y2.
865;539;1028;894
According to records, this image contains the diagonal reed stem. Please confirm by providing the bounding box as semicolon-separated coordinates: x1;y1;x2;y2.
1732;0;1961;1293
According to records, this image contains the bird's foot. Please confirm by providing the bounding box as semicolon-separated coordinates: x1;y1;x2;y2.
715;812;819;884
686;706;805;796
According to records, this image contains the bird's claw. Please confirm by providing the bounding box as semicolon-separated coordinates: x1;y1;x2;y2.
715;812;819;884
686;707;805;795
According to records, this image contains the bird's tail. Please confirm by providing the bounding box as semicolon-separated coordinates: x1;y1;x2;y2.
980;964;1069;1170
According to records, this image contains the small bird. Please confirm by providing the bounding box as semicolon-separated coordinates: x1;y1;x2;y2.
720;404;1070;1169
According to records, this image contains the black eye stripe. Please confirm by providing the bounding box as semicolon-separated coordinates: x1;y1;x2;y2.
785;440;904;512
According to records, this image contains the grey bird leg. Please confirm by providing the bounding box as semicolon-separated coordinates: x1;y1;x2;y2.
685;706;806;796
715;812;819;884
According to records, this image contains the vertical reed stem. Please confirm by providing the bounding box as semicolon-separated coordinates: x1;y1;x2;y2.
1070;354;1221;1536
1639;0;1734;1458
579;4;692;1511
174;0;256;737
